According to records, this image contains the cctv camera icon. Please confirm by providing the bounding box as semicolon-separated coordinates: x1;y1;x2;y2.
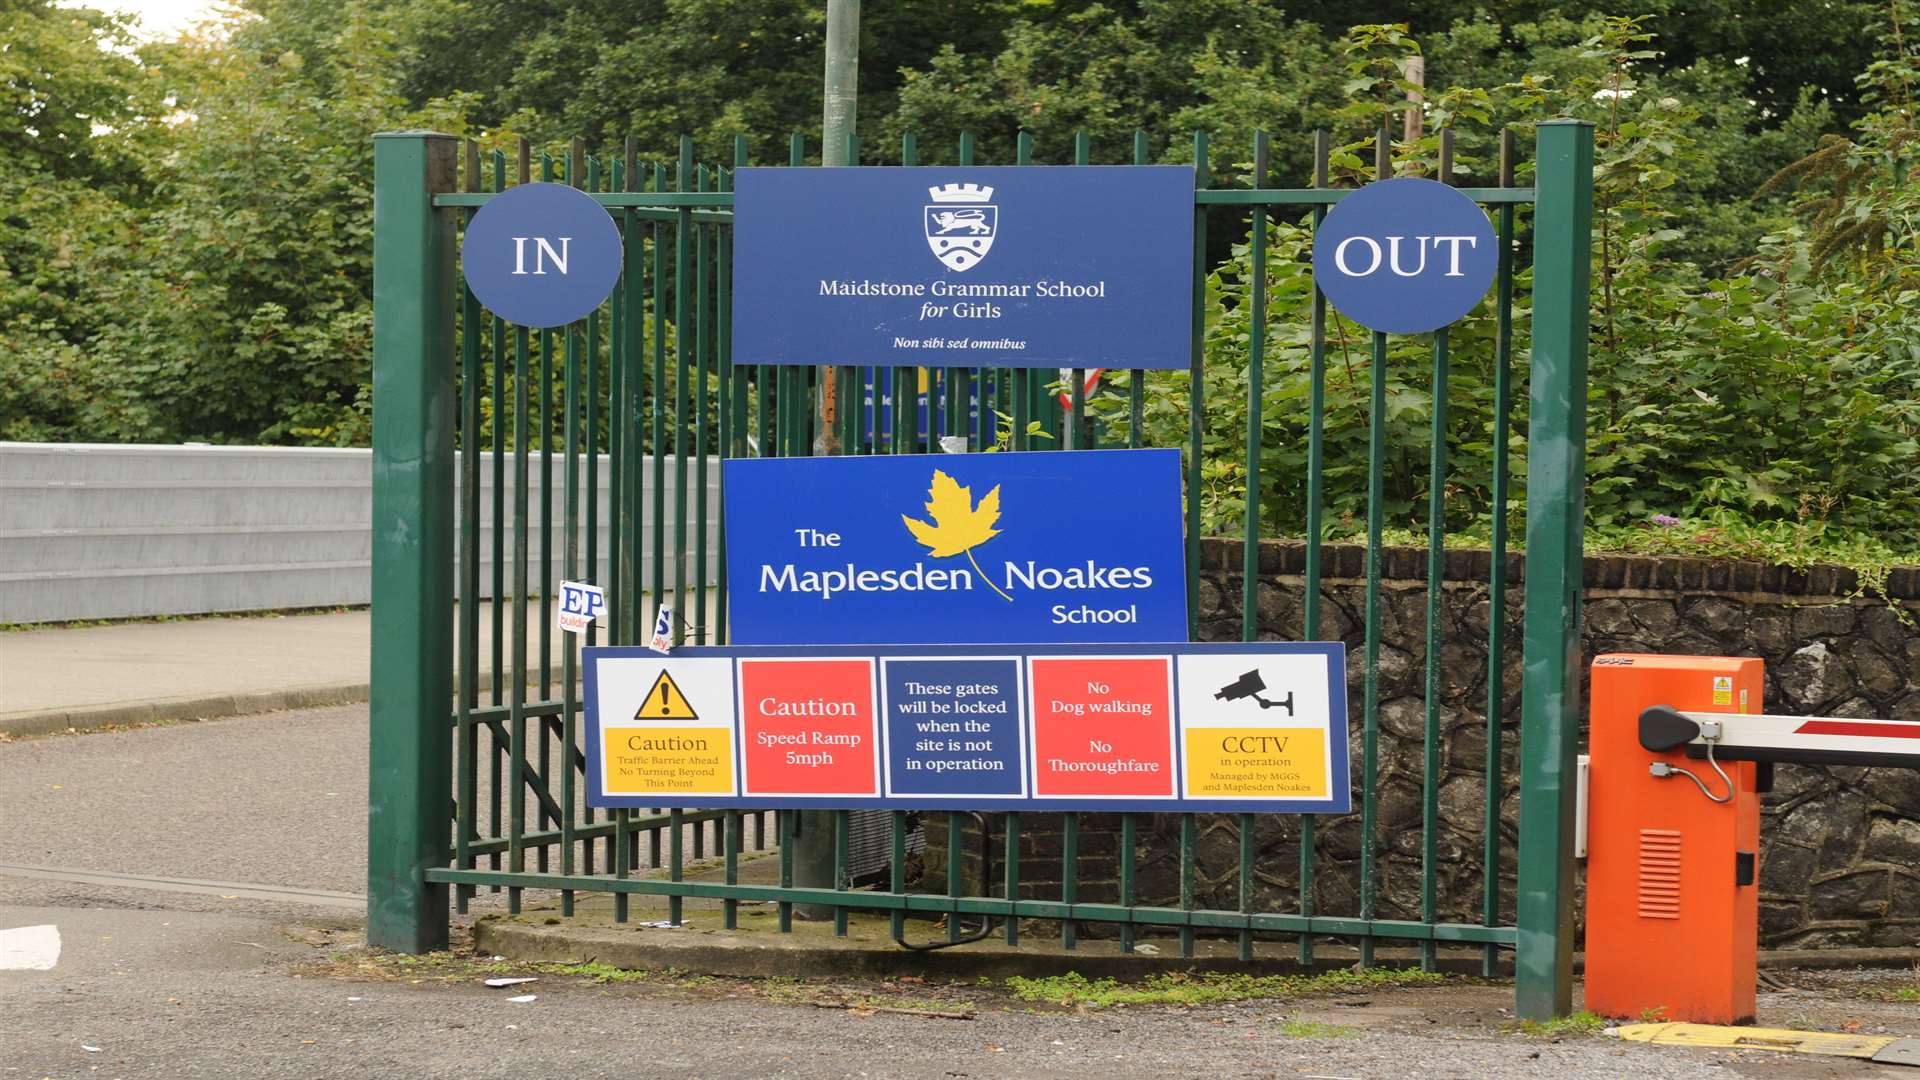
1214;670;1294;715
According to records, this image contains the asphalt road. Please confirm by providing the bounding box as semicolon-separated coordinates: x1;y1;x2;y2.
1;705;369;892
0;905;1756;1080
1;707;1912;1079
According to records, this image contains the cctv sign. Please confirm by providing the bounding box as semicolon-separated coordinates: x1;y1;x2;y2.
1311;177;1498;334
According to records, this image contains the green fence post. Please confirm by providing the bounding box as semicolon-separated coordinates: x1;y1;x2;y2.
1515;118;1594;1020
368;131;458;953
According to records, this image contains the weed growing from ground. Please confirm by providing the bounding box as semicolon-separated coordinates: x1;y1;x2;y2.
1278;1018;1360;1038
1004;967;1447;1008
1515;1011;1607;1037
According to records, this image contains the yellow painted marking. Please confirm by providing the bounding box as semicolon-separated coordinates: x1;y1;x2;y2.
636;670;699;720
1609;1022;1897;1059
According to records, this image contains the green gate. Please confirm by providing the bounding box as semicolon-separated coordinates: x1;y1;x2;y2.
367;121;1593;1020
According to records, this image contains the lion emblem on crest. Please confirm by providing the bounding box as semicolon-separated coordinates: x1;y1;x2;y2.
924;184;998;271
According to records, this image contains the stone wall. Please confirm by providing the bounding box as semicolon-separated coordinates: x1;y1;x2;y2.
923;541;1920;948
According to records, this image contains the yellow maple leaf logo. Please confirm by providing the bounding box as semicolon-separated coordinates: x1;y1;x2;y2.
901;470;1013;602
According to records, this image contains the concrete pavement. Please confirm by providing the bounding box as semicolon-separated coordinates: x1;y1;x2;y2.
0;705;371;892
1;610;374;736
0;594;719;737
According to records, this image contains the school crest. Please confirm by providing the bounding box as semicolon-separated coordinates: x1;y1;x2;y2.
924;183;998;272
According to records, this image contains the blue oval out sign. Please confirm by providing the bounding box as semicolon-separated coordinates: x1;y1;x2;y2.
1311;177;1498;335
461;182;622;328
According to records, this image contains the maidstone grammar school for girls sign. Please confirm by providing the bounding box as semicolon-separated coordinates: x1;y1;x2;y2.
732;165;1194;369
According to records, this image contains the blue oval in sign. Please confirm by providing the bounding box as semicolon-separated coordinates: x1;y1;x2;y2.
462;182;622;328
1311;177;1498;335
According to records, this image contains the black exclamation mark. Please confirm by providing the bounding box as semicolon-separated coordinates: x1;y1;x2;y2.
659;682;670;716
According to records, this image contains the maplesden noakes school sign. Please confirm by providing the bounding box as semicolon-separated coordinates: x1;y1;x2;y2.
723;449;1188;644
731;166;1194;369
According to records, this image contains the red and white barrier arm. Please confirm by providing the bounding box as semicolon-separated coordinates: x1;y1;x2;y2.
1640;706;1920;769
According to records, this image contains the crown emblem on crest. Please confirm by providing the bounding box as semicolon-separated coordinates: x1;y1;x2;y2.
928;183;995;204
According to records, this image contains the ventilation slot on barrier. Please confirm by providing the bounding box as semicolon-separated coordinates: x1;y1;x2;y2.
1637;828;1683;920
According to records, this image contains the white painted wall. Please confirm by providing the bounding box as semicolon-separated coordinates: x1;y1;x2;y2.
0;442;719;623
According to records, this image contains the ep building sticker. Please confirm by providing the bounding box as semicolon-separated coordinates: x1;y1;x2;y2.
1713;675;1735;706
462;182;622;328
1311;177;1498;334
556;580;604;634
723;448;1187;645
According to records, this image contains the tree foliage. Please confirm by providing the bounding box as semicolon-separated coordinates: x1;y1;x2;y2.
0;1;171;440
3;0;474;444
1089;14;1919;544
3;0;1916;552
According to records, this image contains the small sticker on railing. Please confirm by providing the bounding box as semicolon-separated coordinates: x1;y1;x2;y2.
556;581;604;635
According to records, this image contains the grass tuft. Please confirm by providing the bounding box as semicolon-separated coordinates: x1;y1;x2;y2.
1279;1017;1359;1038
1515;1010;1607;1037
1003;967;1447;1008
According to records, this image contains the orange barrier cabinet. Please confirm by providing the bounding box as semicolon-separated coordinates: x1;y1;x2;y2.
1585;654;1764;1024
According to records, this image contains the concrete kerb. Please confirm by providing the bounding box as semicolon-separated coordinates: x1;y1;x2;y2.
0;683;372;739
471;899;1485;983
468;873;1920;984
0;595;715;740
0;671;588;739
472;904;1920;984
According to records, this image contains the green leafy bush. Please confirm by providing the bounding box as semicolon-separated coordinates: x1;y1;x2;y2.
1090;17;1920;560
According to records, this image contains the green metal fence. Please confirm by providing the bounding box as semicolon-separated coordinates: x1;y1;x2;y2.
368;120;1593;1019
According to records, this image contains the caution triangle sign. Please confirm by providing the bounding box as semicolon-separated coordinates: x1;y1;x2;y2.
634;670;699;721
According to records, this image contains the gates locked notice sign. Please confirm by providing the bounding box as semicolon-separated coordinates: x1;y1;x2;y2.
584;642;1351;814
